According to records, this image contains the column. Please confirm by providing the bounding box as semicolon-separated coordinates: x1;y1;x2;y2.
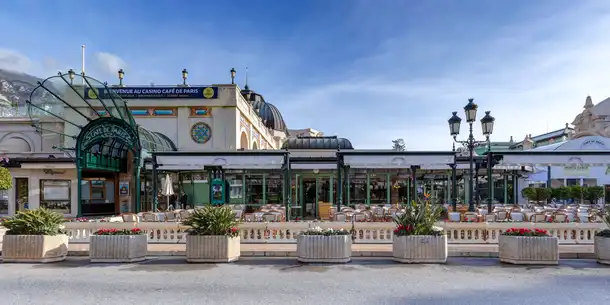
503;172;508;204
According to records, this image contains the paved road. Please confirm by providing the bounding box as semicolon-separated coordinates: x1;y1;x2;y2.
0;257;609;305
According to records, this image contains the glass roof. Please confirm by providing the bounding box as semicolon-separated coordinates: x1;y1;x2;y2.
138;126;176;152
26;71;176;156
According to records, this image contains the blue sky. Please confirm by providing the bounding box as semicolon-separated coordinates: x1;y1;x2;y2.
2;0;610;149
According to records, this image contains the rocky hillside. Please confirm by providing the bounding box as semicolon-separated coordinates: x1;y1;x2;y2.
0;69;42;107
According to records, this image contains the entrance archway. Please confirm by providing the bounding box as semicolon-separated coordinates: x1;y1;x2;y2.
26;72;177;216
75;117;141;216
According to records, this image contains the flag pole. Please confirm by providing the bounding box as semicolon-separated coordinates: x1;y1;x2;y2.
81;45;86;85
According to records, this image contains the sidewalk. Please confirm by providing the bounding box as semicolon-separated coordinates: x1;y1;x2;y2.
64;243;596;259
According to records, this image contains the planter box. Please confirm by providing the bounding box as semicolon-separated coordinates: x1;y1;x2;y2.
499;235;558;265
393;235;448;264
594;236;610;265
2;234;68;263
296;235;352;263
186;235;240;263
90;235;147;263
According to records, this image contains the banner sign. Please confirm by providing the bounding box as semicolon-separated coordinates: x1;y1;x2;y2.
562;157;590;177
84;86;218;99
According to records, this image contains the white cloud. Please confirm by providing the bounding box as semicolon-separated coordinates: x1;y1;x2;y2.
94;52;127;76
279;1;610;151
0;49;33;73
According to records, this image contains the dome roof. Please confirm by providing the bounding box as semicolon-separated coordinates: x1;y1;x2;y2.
242;88;288;132
281;136;353;150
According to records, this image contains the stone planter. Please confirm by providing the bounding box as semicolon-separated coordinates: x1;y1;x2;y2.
90;235;147;263
499;235;558;265
296;235;352;263
186;235;240;263
594;236;610;265
2;234;69;263
393;235;448;264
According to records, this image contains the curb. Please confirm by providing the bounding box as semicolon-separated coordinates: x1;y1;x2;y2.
63;250;596;259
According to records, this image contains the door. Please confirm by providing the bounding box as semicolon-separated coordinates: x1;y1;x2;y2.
15;178;28;212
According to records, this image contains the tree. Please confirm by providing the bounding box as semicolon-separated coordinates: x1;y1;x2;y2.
392;138;406;151
551;186;570;202
568;185;584;205
521;187;551;206
0;167;12;191
583;186;604;205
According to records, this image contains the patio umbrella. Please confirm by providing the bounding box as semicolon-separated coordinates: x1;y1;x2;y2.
161;174;174;210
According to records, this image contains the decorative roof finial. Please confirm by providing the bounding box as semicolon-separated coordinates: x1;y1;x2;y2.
585;95;593;109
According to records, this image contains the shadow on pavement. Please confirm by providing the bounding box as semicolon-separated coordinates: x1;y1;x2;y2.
19;256;610;273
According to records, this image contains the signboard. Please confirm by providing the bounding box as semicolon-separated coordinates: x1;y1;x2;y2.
562;157;590;177
80;123;138;151
119;181;129;196
84;86;218;99
210;178;225;205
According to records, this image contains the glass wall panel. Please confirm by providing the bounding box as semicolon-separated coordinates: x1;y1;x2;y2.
40;180;71;214
266;172;283;206
0;189;8;214
348;171;366;205
369;173;387;205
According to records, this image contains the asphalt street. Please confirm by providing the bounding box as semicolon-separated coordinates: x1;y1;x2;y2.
0;257;609;305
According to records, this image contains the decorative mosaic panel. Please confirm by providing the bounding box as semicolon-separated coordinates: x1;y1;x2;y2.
190;122;212;144
190;107;212;117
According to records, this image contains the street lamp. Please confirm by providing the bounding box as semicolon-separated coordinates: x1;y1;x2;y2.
68;69;75;85
118;69;124;87
182;69;188;86
230;68;236;84
448;98;495;212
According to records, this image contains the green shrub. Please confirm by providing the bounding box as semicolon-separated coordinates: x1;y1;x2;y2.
182;205;239;237
2;208;65;235
393;200;443;236
0;167;12;191
521;187;551;205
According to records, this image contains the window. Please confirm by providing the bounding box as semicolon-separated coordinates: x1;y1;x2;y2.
40;180;71;214
0;189;7;214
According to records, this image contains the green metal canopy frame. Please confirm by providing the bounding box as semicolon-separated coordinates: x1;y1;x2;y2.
26;71;176;216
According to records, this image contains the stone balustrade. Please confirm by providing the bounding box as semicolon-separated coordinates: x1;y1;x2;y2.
1;222;605;245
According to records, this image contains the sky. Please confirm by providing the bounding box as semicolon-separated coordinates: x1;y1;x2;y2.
1;0;610;150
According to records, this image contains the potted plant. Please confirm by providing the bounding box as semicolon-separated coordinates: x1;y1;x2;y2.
499;228;558;265
1;208;68;263
392;200;446;263
594;206;610;264
89;228;147;263
297;227;352;263
182;205;240;263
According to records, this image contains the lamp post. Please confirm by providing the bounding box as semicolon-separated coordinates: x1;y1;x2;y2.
230;68;236;84
448;98;495;212
118;69;124;87
182;69;188;86
68;69;75;85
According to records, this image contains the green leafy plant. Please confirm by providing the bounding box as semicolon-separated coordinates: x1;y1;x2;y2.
2;208;65;235
521;187;551;205
596;205;610;237
551;186;570;201
568;185;584;204
0;167;12;191
301;227;351;236
393;200;443;236
583;186;604;205
182;205;239;237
